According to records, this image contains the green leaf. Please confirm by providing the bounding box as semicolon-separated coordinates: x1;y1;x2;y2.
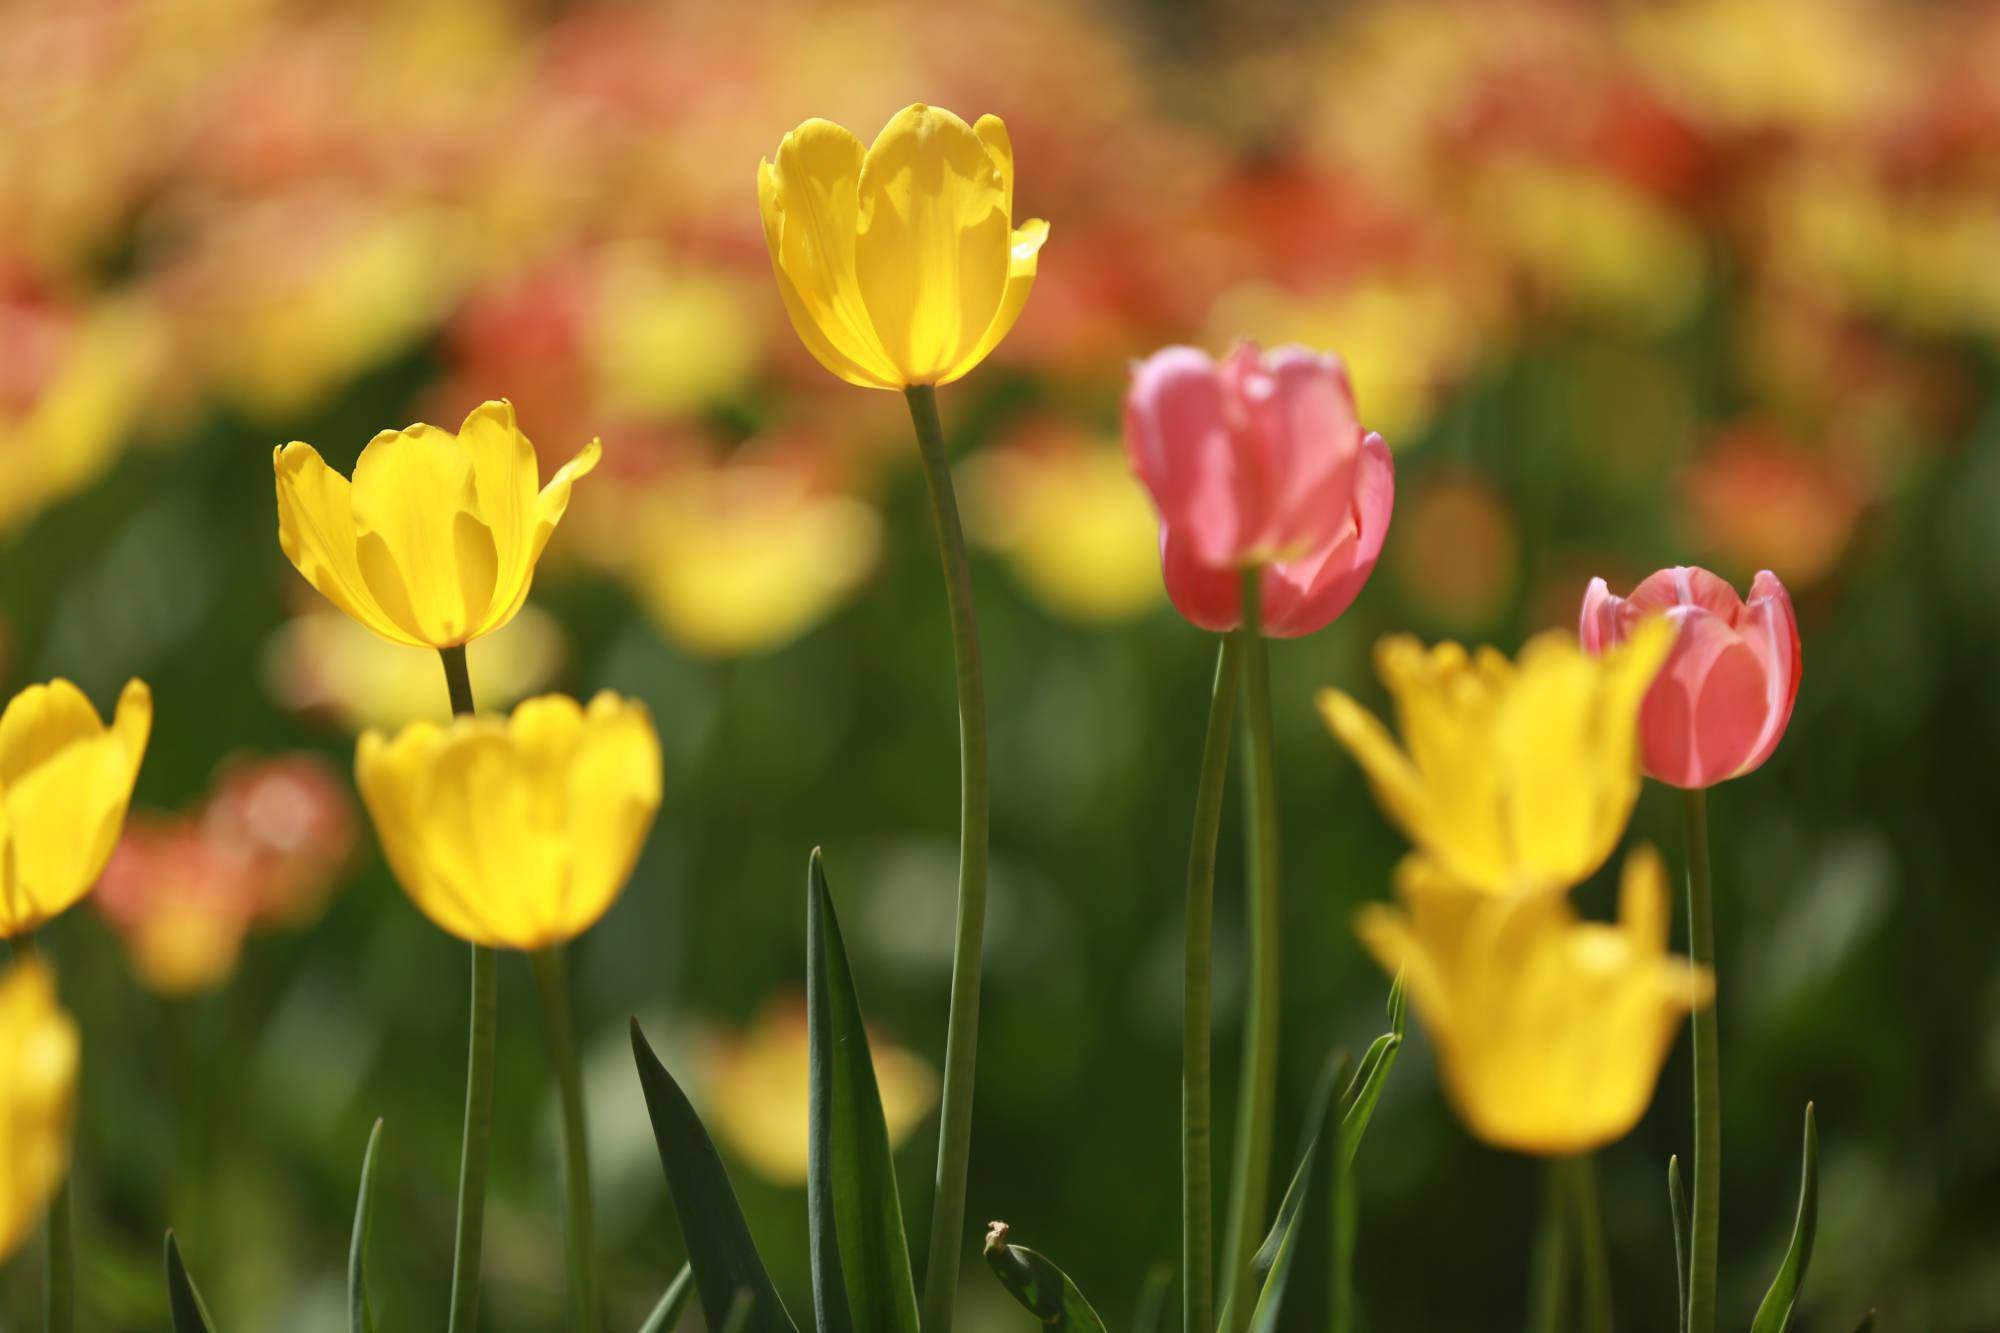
806;850;921;1333
982;1222;1108;1331
1337;1031;1402;1168
1132;1261;1173;1333
349;1119;384;1333
1668;1155;1690;1333
629;1020;797;1333
721;1290;757;1333
637;1265;695;1333
164;1232;218;1333
1247;1052;1343;1333
1750;1103;1819;1333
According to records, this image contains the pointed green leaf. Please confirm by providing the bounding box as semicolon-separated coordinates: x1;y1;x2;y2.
164;1232;218;1333
637;1265;695;1333
1248;1050;1347;1333
348;1120;385;1333
982;1222;1108;1331
1668;1155;1690;1333
1750;1103;1819;1333
806;850;921;1333
722;1290;757;1333
1337;1031;1402;1167
1132;1261;1173;1333
629;1020;797;1333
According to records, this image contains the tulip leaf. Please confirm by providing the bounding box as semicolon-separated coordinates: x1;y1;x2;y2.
1749;1103;1819;1333
722;1290;757;1333
1132;1261;1174;1333
637;1265;695;1333
806;849;921;1333
349;1119;385;1333
1668;1155;1690;1333
982;1222;1109;1331
630;1020;798;1333
1247;1050;1346;1333
164;1232;219;1333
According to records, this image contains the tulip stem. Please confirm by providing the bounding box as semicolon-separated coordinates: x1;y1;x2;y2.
905;384;990;1333
1220;569;1281;1332
8;933;74;1333
1527;1162;1571;1333
1683;787;1719;1333
438;645;496;1333
1568;1154;1615;1333
531;947;600;1333
1182;636;1242;1333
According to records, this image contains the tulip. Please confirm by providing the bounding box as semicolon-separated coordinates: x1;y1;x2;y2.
273;399;600;650
1317;624;1673;896
1355;847;1712;1155
1581;566;1801;789
0;960;78;1262
0;679;152;937
1125;342;1386;576
354;692;661;951
757;104;1049;389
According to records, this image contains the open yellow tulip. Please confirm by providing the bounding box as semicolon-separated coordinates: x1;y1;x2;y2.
355;692;661;950
274;399;600;649
0;679;152;937
0;959;79;1262
758;103;1049;389
1357;848;1712;1156
1318;622;1673;896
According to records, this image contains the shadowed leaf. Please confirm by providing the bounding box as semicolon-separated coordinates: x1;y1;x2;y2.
1750;1103;1819;1333
983;1222;1109;1331
164;1232;218;1333
638;1265;695;1333
349;1119;385;1333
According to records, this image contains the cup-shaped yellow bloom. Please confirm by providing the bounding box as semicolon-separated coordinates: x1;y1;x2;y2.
758;103;1050;389
274;399;601;649
1357;849;1712;1155
355;692;661;950
0;679;152;937
1318;622;1673;895
0;960;79;1261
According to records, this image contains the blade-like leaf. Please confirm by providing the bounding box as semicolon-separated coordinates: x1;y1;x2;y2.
1248;1050;1346;1333
164;1232;218;1333
721;1290;756;1333
806;849;921;1333
630;1020;797;1333
1749;1103;1819;1333
349;1120;385;1333
1132;1262;1173;1333
983;1222;1109;1331
1668;1155;1690;1333
637;1265;695;1333
1337;1032;1402;1167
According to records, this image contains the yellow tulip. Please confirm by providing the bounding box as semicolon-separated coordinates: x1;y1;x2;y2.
0;679;152;937
0;959;79;1262
273;399;600;650
757;103;1049;389
1356;848;1712;1156
1318;622;1673;896
355;692;661;950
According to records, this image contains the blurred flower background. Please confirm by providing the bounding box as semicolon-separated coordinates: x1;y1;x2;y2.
3;0;1998;1327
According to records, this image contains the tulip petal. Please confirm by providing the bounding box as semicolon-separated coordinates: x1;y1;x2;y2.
0;680;105;788
1262;430;1394;637
3;735;135;930
458;400;538;590
480;438;602;637
1125;346;1256;568
759;155;900;389
1224;345;1363;560
275;443;421;647
947;218;1046;386
1316;687;1436;856
349;425;493;645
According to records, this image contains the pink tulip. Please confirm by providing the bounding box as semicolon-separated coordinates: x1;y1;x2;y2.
1125;342;1393;636
1580;566;1801;789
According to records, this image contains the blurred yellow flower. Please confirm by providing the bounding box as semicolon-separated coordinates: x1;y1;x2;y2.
0;679;152;938
585;252;766;419
274;399;600;650
355;692;661;950
1356;848;1711;1155
1318;624;1672;896
0;959;78;1262
959;434;1162;624
701;995;938;1185
263;604;566;732
757;103;1049;389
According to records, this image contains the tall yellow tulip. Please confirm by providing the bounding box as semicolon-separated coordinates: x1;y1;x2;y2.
757;103;1049;389
0;679;152;937
273;399;600;649
354;692;661;950
1317;622;1673;896
1356;848;1712;1155
0;959;79;1262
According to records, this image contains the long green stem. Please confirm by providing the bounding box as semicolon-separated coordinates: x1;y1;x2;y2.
531;947;599;1333
906;385;991;1333
9;932;74;1333
1219;569;1281;1331
1568;1155;1614;1333
1182;637;1243;1333
1683;787;1719;1333
439;645;498;1333
1527;1162;1571;1333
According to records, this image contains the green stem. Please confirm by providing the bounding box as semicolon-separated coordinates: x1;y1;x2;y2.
1182;637;1243;1333
1527;1162;1571;1333
1683;787;1719;1333
531;947;599;1333
9;932;74;1333
439;645;498;1333
1567;1155;1614;1333
906;385;991;1333
1219;568;1281;1331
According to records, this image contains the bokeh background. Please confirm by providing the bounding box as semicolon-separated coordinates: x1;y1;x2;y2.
3;0;1999;1328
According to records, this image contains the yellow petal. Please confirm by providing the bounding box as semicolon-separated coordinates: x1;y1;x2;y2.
0;959;78;1262
0;680;105;788
944;217;1048;386
759;158;899;390
349;424;496;646
854;104;1014;384
1316;687;1436;861
274;443;424;646
457;400;539;596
